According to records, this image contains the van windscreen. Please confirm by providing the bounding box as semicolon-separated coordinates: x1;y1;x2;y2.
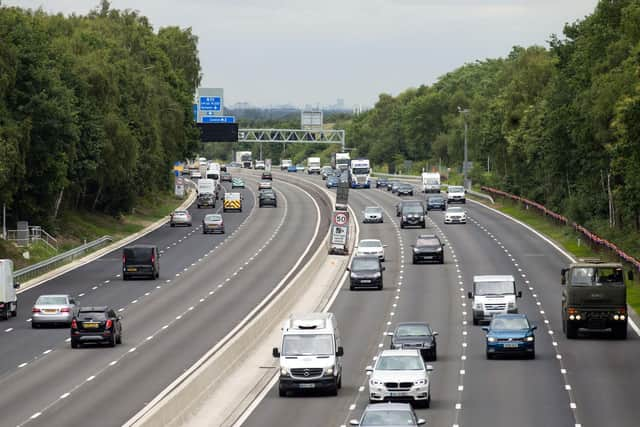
474;281;515;295
124;248;153;263
282;334;334;356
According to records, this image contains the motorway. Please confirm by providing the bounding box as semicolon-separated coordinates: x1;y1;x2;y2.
0;171;330;427
241;172;640;427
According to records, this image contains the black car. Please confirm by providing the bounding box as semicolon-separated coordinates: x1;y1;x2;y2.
391;322;439;361
71;306;122;348
396;200;423;217
262;171;273;180
401;205;426;228
259;189;277;207
426;195;446;211
386;181;394;191
376;177;389;188
348;255;385;290
412;234;445;264
122;245;159;280
397;183;415;196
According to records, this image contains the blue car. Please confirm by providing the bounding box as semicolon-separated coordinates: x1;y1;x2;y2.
482;314;536;359
326;176;339;188
287;165;297;173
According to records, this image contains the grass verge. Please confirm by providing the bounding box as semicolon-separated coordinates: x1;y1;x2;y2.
472;196;640;315
0;191;186;271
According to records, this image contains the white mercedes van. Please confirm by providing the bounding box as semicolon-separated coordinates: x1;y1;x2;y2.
468;275;522;325
272;312;344;396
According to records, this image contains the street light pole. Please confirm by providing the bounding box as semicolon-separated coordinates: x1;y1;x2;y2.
458;107;470;189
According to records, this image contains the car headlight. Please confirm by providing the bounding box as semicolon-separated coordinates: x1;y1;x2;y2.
413;248;420;253
370;378;384;386
487;337;497;343
435;247;442;252
525;336;534;342
373;272;382;278
402;216;407;221
280;367;289;376
414;379;427;386
325;366;335;376
474;303;482;310
507;302;515;309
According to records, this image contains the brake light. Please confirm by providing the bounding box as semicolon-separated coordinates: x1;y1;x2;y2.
151;253;155;264
32;307;41;313
106;319;113;329
122;254;126;264
567;308;578;315
60;307;70;313
71;319;78;329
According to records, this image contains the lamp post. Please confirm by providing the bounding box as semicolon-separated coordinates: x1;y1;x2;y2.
458;106;470;189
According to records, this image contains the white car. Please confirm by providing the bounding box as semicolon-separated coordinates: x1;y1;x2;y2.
444;207;467;224
366;349;433;408
356;239;386;261
362;206;383;223
447;185;466;203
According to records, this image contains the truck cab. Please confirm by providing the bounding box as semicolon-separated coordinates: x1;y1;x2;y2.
349;159;371;188
561;259;631;339
307;157;321;174
272;313;344;397
468;275;522;325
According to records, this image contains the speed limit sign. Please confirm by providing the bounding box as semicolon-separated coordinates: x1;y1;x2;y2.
332;211;349;226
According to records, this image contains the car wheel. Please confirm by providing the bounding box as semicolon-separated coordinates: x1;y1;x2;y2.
279;385;287;397
123;274;129;281
71;340;79;349
422;392;431;408
350;284;355;291
400;224;405;229
473;316;479;326
613;324;627;340
31;322;39;329
529;349;536;359
116;332;122;345
337;374;342;389
413;257;417;264
486;352;493;360
565;322;578;339
378;283;383;290
11;304;17;317
155;271;159;279
439;257;444;264
329;383;338;396
430;349;437;361
109;333;116;347
170;223;175;227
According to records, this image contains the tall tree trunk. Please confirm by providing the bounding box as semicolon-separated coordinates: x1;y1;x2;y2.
92;185;103;210
53;188;64;220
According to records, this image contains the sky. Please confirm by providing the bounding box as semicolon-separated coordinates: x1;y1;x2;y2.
4;0;600;108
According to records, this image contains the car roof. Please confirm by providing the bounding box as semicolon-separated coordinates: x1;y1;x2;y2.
473;275;515;282
378;349;421;357
125;244;156;249
364;402;413;412
417;234;438;239
78;306;108;312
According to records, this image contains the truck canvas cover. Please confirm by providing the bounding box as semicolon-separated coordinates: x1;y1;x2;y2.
0;259;16;303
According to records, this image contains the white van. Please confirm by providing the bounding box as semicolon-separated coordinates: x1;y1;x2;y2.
421;172;441;193
272;312;344;396
447;185;466;204
468;275;522;325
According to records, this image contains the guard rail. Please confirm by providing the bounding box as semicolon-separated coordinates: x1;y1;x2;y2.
13;236;113;283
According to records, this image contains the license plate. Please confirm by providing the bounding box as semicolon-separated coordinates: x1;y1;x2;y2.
299;383;315;389
127;268;137;272
43;309;57;314
360;280;371;283
83;322;99;328
503;343;520;348
390;391;406;397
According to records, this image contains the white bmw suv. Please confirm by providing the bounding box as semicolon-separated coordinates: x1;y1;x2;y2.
366;349;433;408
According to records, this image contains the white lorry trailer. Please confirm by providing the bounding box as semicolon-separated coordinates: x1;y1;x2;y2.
235;151;253;169
332;152;351;172
0;259;19;320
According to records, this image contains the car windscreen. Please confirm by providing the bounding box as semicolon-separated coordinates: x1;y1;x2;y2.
205;214;221;221
474;281;515;295
447;207;464;213
364;207;382;214
362;410;415;426
428;197;444;202
570;267;624;286
36;296;68;305
351;258;380;271
359;241;380;248
403;206;423;215
396;324;431;337
124;248;153;263
78;311;107;321
491;317;530;330
376;355;423;370
449;186;464;192
282;334;334;356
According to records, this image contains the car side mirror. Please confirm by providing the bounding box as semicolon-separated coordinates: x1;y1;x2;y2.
417;419;426;426
13;282;20;289
426;364;434;372
517;291;523;298
481;326;489;332
346;267;350;272
467;291;473;299
441;243;446;247
336;346;344;357
384;244;388;248
349;420;360;426
531;326;538;331
117;316;123;320
628;271;634;281
432;331;439;336
365;365;373;373
382;266;386;271
272;347;280;358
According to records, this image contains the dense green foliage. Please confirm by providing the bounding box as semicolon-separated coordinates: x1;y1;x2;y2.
348;0;640;232
0;1;201;228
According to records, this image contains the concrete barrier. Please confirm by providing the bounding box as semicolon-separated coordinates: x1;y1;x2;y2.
125;175;351;427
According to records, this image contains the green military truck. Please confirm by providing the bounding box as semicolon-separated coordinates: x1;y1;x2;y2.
561;259;632;339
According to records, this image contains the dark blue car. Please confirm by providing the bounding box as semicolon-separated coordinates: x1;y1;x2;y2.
287;165;297;173
326;176;339;188
483;314;536;359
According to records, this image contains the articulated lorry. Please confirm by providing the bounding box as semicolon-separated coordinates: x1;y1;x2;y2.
235;151;253;169
349;158;371;188
331;152;351;172
307;157;321;174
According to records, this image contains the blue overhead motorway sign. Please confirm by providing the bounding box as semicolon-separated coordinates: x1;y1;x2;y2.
202;116;235;123
199;96;221;111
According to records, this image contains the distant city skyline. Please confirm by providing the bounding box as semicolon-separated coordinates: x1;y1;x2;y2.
6;0;600;107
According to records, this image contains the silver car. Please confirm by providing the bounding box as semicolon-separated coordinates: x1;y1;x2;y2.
350;403;426;426
170;210;192;227
32;294;77;328
362;206;383;223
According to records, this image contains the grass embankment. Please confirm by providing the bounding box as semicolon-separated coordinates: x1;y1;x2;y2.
476;196;640;314
0;191;185;271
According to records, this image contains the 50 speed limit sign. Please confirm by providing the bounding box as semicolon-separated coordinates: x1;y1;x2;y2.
332;211;349;226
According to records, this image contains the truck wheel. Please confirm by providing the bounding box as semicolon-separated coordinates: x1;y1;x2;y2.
473;316;479;326
613;324;627;340
279;385;287;397
565;322;578;339
11;303;17;317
